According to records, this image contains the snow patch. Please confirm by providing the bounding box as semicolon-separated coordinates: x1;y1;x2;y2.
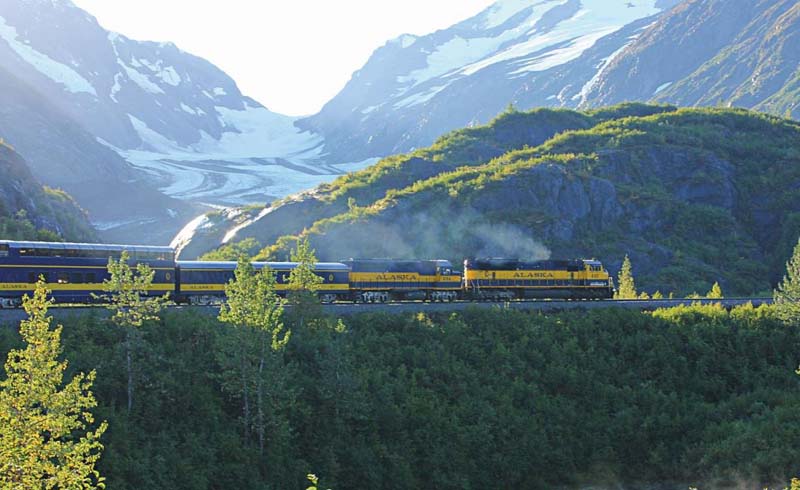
120;62;164;94
157;66;181;86
394;84;448;109
576;33;640;104
654;81;672;95
513;26;620;73
483;0;546;29
128;114;182;153
361;104;381;114
0;15;97;95
170;213;210;254
110;72;123;102
213;87;227;96
395;34;417;48
178;103;205;116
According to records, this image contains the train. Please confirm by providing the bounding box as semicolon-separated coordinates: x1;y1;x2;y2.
0;240;615;308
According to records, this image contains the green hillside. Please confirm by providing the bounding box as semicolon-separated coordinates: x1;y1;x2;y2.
0;141;96;242
246;105;800;296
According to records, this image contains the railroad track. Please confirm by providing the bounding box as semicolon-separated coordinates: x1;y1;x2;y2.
0;298;773;325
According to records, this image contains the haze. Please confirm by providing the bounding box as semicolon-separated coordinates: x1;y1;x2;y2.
72;0;496;116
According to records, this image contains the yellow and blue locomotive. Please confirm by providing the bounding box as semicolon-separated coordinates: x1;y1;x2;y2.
342;259;461;302
0;240;616;307
463;258;614;300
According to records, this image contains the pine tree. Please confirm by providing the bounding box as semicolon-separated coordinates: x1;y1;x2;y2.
218;257;289;453
0;280;107;488
774;237;800;321
707;282;723;299
98;250;167;413
615;255;637;299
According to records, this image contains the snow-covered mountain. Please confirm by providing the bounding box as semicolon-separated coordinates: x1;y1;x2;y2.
581;0;800;117
0;0;363;242
299;0;681;164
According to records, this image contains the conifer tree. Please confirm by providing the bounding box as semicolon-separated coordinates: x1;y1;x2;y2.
99;250;167;413
615;255;637;299
774;237;800;321
0;280;107;488
707;282;723;299
218;257;289;453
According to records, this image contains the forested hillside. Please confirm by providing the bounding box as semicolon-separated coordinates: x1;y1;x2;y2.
207;105;800;296
1;305;797;489
0;141;96;241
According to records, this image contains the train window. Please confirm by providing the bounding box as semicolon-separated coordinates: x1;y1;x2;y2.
70;273;83;284
56;272;69;284
86;273;96;284
0;244;7;257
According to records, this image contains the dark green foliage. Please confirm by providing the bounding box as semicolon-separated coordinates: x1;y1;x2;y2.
0;210;62;242
199;238;262;261
255;106;800;295
1;305;798;489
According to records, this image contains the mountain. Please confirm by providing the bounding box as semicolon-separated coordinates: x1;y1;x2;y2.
0;140;96;242
205;105;800;296
298;0;682;164
0;0;361;242
178;104;669;259
582;0;800;117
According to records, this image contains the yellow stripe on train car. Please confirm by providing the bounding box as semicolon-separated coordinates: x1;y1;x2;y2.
465;270;610;281
0;265;174;270
179;283;348;292
349;273;461;282
0;283;174;291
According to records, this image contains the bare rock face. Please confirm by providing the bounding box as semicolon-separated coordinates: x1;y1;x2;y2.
583;0;800;118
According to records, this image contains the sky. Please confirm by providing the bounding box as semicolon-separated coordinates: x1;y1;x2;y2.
71;0;497;116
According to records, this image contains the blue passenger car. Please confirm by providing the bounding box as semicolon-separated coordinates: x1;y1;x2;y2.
176;261;350;304
0;240;175;307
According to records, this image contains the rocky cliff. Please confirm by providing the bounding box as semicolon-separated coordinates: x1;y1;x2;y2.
0;141;96;241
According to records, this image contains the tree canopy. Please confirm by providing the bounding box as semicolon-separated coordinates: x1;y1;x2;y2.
0;280;107;489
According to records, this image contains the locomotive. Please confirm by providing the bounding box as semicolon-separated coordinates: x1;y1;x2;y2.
0;240;614;308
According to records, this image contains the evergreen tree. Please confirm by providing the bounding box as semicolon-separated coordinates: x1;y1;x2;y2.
218;257;289;453
774;237;800;321
98;250;167;413
707;282;723;299
0;280;107;488
615;255;637;299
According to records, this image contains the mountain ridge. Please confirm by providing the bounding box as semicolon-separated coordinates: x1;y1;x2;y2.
224;105;800;296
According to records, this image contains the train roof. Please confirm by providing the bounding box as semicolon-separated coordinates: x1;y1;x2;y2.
465;257;589;271
177;261;350;271
0;240;174;253
341;258;453;265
